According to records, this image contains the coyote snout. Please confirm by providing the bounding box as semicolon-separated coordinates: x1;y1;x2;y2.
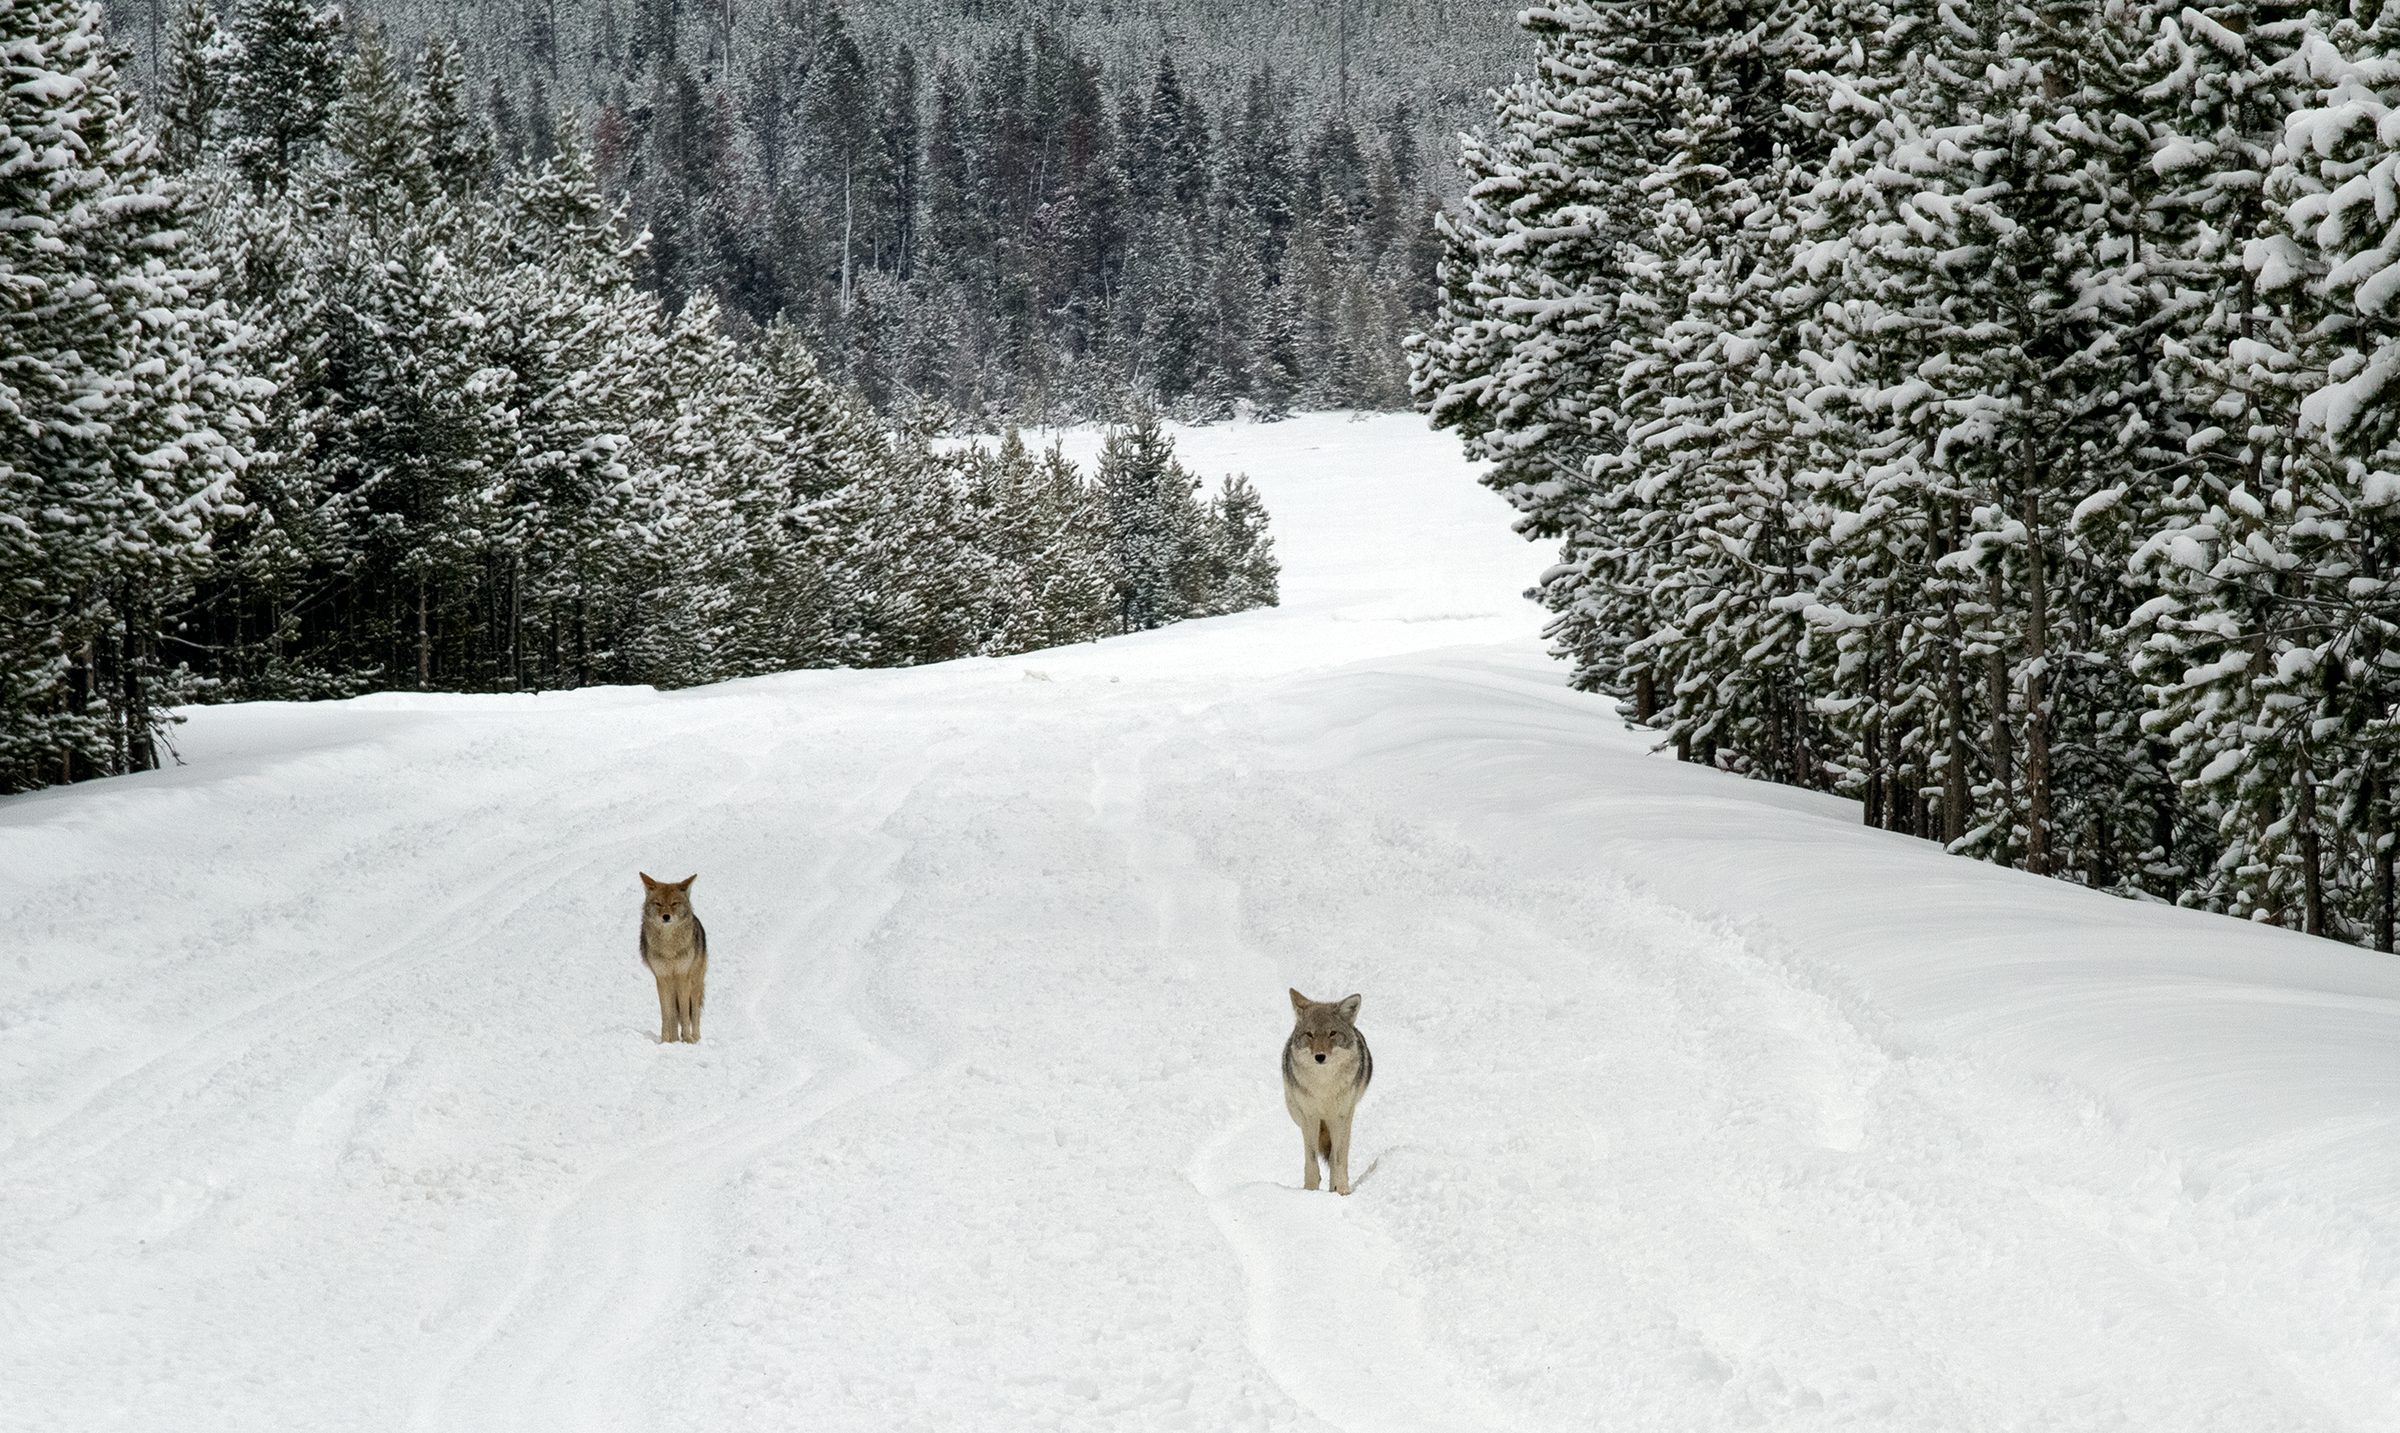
1282;988;1372;1194
638;872;708;1044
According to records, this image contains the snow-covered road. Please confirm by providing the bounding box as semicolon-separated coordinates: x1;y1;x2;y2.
6;413;2397;1431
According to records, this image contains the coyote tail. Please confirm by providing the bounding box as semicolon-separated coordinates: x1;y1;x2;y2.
1318;1120;1332;1160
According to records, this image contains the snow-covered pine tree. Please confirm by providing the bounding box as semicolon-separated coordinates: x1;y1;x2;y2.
413;34;490;201
844;429;1004;666
1772;0;1981;835
738;315;899;672
309;23;429;230
624;291;770;687
180;180;343;701
2021;0;2220;894
478;120;656;687
2063;0;2314;899
154;0;224;173
960;428;1111;652
1795;0;2152;871
1200;470;1280;614
218;0;343;193
0;0;248;789
1410;0;1679;553
2131;7;2400;941
1021;439;1122;643
1095;404;1211;631
284;30;512;689
962;430;1057;653
1599;75;1825;784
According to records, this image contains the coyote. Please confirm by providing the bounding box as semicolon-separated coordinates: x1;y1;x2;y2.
1283;988;1372;1194
638;873;708;1043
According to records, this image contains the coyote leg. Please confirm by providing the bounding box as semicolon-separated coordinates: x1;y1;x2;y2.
654;973;676;1044
1300;1121;1321;1191
679;970;704;1042
1328;1114;1355;1196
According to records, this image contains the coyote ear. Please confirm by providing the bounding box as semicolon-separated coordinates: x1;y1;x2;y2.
677;874;698;890
1337;994;1362;1021
1288;987;1309;1013
639;872;659;889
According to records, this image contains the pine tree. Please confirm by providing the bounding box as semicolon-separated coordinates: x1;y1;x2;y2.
1606;82;1823;783
1410;0;1681;544
183;181;342;700
155;0;226;173
219;0;344;193
481;124;655;687
1019;438;1120;645
311;22;426;228
415;34;491;201
1096;406;1210;630
1201;471;1280;614
746;316;896;669
0;0;249;789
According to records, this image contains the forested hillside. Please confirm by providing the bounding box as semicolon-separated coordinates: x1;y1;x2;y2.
1415;0;2400;948
0;0;1283;796
109;0;1495;417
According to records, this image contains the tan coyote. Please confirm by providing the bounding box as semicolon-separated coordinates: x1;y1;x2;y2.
638;873;708;1043
1283;988;1372;1194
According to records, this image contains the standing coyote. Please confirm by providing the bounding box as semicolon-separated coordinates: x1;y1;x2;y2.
1283;988;1372;1194
638;873;707;1043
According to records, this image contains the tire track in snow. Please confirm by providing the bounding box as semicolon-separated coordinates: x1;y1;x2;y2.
1089;727;1502;1433
407;734;984;1433
2;712;766;1172
1191;1119;1488;1433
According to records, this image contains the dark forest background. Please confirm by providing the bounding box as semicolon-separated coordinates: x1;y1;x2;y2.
111;0;1514;421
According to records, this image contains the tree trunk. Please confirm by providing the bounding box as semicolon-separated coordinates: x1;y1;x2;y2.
1937;503;1968;845
841;166;855;315
2021;491;2051;875
116;632;148;774
1881;645;1902;831
2149;740;2177;888
1985;564;2014;860
2297;741;2326;938
1862;651;1883;826
417;580;431;691
1945;617;1969;845
2375;770;2393;953
508;558;524;691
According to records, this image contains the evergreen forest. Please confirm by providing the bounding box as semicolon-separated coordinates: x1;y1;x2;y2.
110;0;1469;419
1416;0;2400;948
0;0;1296;796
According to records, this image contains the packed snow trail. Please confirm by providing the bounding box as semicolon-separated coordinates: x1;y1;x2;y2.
5;414;2398;1432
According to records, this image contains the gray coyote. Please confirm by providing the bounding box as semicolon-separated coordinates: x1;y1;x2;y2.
1283;988;1372;1194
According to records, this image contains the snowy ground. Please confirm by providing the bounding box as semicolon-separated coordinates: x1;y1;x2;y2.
6;411;2398;1432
